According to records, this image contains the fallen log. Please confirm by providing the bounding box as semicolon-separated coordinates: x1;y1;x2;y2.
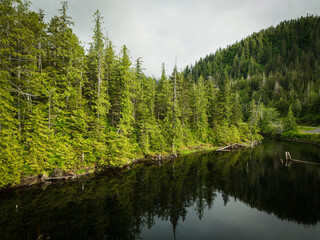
217;143;249;151
45;176;72;181
291;158;320;166
283;151;320;166
44;172;92;182
217;144;233;151
251;140;261;147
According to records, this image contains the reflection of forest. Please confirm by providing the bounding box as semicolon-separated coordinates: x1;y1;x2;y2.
0;139;319;240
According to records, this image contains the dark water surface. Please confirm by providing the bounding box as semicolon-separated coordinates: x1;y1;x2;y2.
1;139;320;240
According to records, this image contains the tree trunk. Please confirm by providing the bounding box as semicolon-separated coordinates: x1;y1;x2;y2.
48;90;51;129
18;96;21;135
172;57;177;151
17;64;21;134
38;42;42;72
97;52;102;122
172;65;177;128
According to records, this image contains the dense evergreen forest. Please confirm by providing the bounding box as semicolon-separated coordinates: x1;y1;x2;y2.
185;14;320;130
0;0;317;187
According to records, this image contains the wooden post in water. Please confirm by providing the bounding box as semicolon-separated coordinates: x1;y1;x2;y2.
285;152;291;161
285;152;291;166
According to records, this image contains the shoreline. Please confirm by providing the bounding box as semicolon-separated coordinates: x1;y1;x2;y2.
0;141;260;193
260;133;320;146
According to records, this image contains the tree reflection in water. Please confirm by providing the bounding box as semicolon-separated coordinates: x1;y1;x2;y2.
0;139;320;240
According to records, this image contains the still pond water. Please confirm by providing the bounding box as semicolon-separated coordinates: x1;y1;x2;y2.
0;139;320;240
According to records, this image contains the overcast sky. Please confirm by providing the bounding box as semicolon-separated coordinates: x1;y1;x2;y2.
29;0;320;78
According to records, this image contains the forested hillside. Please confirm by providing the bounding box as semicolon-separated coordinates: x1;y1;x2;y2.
2;1;318;188
185;15;320;129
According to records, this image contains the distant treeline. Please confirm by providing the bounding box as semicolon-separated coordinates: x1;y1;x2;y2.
184;15;320;129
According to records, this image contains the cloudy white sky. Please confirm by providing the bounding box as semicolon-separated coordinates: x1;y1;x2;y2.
29;0;320;78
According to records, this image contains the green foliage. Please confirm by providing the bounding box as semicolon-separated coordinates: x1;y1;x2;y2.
0;1;264;187
282;130;320;143
212;123;254;145
260;106;284;135
23;107;54;174
282;106;297;131
0;129;22;186
192;75;209;142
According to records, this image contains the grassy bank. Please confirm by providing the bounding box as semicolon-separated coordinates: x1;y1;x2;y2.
282;129;320;144
263;125;320;145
